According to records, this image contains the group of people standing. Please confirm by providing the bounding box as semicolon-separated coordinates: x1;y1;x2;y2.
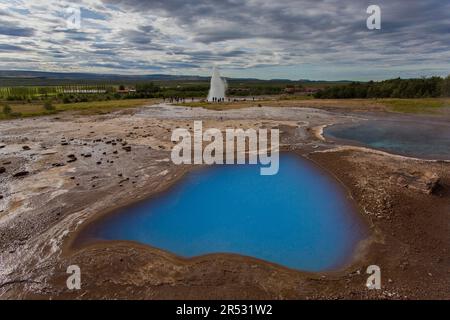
210;97;225;102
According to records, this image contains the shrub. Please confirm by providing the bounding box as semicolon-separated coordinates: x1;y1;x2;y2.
43;100;55;111
2;104;12;114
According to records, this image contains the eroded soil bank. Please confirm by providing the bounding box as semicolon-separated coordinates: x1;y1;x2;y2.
0;103;449;299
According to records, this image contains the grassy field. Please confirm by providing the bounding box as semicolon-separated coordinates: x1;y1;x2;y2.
381;98;450;114
1;97;449;120
179;97;450;114
0;99;160;120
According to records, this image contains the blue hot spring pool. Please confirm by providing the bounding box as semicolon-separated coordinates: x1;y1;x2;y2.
325;119;450;160
79;153;366;272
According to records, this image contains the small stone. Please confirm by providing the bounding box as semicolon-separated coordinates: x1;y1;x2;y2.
67;154;77;163
0;167;5;174
52;163;65;167
13;171;29;178
22;145;31;150
122;146;132;152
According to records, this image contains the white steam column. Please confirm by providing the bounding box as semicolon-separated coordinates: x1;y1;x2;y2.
207;66;227;102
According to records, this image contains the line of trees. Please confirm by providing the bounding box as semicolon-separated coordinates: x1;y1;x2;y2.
314;76;450;99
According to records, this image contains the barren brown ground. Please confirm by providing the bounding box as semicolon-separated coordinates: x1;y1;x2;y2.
0;102;449;299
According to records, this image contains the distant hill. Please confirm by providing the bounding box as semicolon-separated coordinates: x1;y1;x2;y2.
0;70;212;84
0;70;351;86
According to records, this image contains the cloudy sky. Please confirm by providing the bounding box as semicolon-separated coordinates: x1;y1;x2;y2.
0;0;449;80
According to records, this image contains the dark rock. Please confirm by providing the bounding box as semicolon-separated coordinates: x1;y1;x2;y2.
67;154;77;163
392;171;441;195
0;195;3;200
0;145;5;149
22;145;31;150
0;167;5;174
52;163;65;167
83;153;92;158
122;146;132;152
420;172;441;194
13;171;29;178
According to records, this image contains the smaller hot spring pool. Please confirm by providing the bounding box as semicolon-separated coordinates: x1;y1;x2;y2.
77;153;367;272
325;119;450;160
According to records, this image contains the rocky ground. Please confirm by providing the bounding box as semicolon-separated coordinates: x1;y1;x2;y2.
0;103;448;299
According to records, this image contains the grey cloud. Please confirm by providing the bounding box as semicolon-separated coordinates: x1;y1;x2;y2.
0;0;449;79
0;24;34;37
0;44;29;51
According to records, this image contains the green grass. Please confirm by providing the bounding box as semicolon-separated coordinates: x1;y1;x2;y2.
1;97;449;120
381;98;450;114
180;97;450;114
0;99;160;120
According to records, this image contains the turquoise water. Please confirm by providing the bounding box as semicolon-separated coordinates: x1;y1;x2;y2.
325;120;450;160
81;153;366;272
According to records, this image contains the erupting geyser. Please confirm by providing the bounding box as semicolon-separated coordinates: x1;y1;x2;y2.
207;66;227;102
